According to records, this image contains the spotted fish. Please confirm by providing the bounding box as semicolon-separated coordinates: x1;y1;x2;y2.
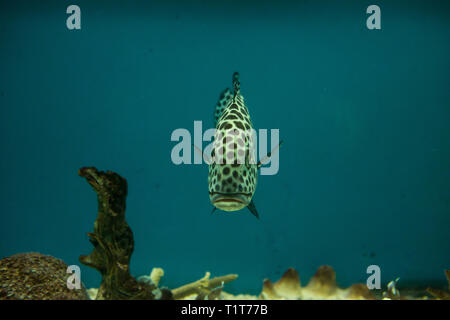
207;72;260;218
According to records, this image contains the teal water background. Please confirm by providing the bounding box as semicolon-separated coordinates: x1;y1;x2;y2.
1;0;449;294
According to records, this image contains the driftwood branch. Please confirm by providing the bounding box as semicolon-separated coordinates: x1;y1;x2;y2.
78;167;172;300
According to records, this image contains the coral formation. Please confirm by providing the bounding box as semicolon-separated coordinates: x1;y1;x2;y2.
219;266;374;300
88;265;450;301
0;252;89;300
98;265;372;300
137;267;165;287
171;271;238;300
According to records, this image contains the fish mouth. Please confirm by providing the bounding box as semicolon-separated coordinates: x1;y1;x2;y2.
210;192;251;211
209;192;252;197
214;198;245;204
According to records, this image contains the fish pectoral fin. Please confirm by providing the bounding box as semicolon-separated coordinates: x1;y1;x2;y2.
193;144;212;165
247;200;260;219
258;140;284;168
210;206;217;215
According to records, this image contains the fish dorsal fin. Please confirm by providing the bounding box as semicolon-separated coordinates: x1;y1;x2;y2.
258;140;284;169
232;72;240;97
214;88;232;126
247;200;259;219
214;72;241;126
